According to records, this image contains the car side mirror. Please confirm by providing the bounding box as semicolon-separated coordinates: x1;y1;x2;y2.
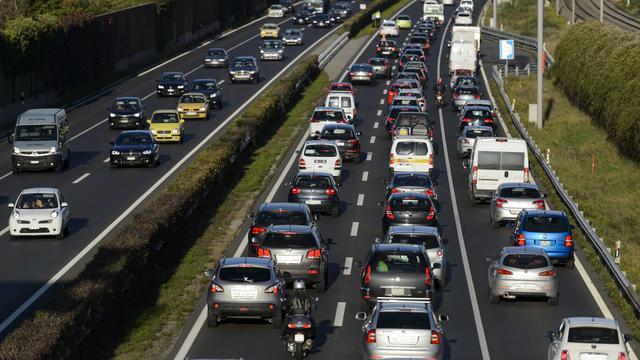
355;312;368;321
544;331;556;341
204;269;215;278
61;202;68;207
438;314;449;323
624;334;634;342
357;131;362;136
8;133;14;144
374;237;382;244
7;203;14;208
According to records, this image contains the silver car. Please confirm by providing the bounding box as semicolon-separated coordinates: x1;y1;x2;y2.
204;48;228;68
381;225;448;288
490;182;546;227
488;246;559;305
205;257;285;328
452;85;480;111
259;39;285;61
456;125;494;157
545;317;632;360
282;28;304;45
356;299;448;360
8;187;70;240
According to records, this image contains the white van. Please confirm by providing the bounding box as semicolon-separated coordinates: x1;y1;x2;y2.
325;91;356;123
389;136;434;175
468;137;529;204
299;139;342;182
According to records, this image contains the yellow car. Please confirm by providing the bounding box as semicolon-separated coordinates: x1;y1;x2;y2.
396;15;412;29
147;110;184;143
177;92;209;120
260;23;280;39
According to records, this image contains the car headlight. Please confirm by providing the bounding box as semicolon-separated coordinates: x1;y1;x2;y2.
260;49;264;53
111;150;120;155
171;129;179;134
248;70;256;74
210;93;217;97
12;211;19;219
205;58;211;61
50;211;58;219
177;107;184;112
142;150;153;155
278;49;283;53
177;85;184;89
49;146;57;154
199;107;206;111
150;129;157;134
109;113;116;117
13;147;20;154
229;70;236;74
157;85;164;89
133;112;141;117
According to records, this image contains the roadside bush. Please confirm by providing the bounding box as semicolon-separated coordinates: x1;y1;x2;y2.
0;55;319;360
554;21;640;162
343;0;401;37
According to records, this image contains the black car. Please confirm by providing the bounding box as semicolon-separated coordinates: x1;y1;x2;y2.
287;171;340;216
332;2;352;17
382;192;437;233
107;97;146;130
391;111;434;141
385;172;437;200
319;123;361;162
312;13;332;28
110;130;159;168
376;40;399;57
192;79;222;109
385;105;421;134
458;106;496;131
408;35;430;53
293;9;312;24
327;8;344;23
279;0;293;12
228;56;259;84
248;202;315;256
157;72;188;97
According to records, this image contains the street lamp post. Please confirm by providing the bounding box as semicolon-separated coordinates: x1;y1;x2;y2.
493;0;497;28
537;0;543;129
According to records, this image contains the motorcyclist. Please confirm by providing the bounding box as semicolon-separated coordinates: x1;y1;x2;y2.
288;280;315;314
433;78;446;95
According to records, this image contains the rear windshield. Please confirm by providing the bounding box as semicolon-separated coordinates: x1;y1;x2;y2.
327;96;352;108
370;251;425;273
477;151;524;171
395;141;429;156
388;234;440;249
455;77;477;86
369;58;387;66
389;107;419;118
522;216;568;233
256;211;308;226
396;113;430;127
456;87;478;95
261;232;317;248
404;49;423;57
377;312;430;330
499;187;541;199
219;266;271;282
322;127;354;140
568;327;619;344
409;37;427;44
312;110;344;122
464;129;493;138
379;41;396;47
208;49;225;56
393;174;432;188
390;197;431;211
295;176;331;188
304;144;337;157
464;109;492;118
502;254;549;269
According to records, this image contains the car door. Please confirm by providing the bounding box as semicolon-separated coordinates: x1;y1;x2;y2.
58;192;70;225
548;321;565;360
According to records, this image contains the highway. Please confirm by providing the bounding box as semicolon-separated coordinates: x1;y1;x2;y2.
0;2;368;335
172;1;631;359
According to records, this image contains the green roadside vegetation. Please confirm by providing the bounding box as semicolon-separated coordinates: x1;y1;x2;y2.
613;0;640;18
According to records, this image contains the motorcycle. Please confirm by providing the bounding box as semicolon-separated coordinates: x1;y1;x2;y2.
436;92;445;108
282;311;315;359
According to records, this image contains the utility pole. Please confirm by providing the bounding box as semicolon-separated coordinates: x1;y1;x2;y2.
493;0;497;28
572;0;575;24
537;0;543;129
600;0;604;22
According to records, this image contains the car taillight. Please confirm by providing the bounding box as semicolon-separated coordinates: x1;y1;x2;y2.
496;268;513;275
495;198;507;208
560;350;568;360
533;199;545;209
325;187;337;195
425;188;434;197
299;158;306;169
310;118;319;123
349;72;355;77
348;139;359;145
307;249;321;258
428;153;433;165
462;117;472;122
334;159;341;168
250;226;266;235
364;265;372;285
425;266;432;286
619;352;627;360
516;233;526;246
290;187;302;195
484;118;494;123
386;117;395;124
565;235;573;247
391;47;396;51
287;323;296;328
524;167;530;182
538;270;555;276
472;165;478;185
430;330;441;345
389;153;395;165
366;329;376;343
265;284;279;294
368;72;374;76
474;94;481;100
426;207;436;221
257;247;271;257
453;93;459;98
210;283;224;293
462;139;470;144
385;205;395;219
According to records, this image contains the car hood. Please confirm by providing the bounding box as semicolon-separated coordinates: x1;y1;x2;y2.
261;47;282;52
150;123;180;131
110;109;140;116
13;208;58;218
112;144;153;152
230;66;256;71
14;140;58;152
283;34;301;39
158;80;185;86
179;103;205;110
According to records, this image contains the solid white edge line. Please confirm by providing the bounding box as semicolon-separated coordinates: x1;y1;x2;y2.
333;301;346;327
71;173;91;184
0;227;8;236
361;171;368;182
350;222;359;237
0;172;11;181
343;257;353;275
103;157;110;163
356;193;364;206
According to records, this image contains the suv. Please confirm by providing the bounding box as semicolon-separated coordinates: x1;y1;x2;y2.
385;172;437;201
255;225;329;292
319;123;361;163
299;140;342;183
287;171;340;217
107;97;145;129
204;257;285;328
360;244;435;309
512;210;574;268
229;56;260;84
382;192;437;233
248;202;315;256
156;72;187;97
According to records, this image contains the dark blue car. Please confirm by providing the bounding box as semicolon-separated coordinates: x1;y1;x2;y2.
512;210;574;268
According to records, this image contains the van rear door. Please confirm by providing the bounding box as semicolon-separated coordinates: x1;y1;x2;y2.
475;150;526;191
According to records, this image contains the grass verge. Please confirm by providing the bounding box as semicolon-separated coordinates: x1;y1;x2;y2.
111;72;331;359
352;0;414;38
614;0;640;18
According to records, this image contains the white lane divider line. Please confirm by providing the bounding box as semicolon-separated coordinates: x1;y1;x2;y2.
383;89;388;95
370;136;376;144
379;99;384;105
357;194;364;206
333;302;346;327
373;121;379;129
343;257;353;275
0;226;8;237
386;80;391;85
0;172;11;181
72;173;91;184
350;222;359;237
103;157;110;163
218;80;226;85
361;171;368;182
366;152;372;161
376;110;382;116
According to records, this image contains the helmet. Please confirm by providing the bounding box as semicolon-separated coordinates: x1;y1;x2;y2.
437;78;443;85
293;280;306;291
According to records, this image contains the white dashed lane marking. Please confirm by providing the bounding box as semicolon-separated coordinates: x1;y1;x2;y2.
357;193;364;206
362;171;369;182
343;257;353;275
350;222;359;236
72;173;91;184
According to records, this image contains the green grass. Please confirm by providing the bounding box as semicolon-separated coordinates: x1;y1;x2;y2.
111;72;330;359
353;0;413;38
614;0;640;18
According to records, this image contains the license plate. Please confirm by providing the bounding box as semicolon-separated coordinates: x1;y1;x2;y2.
515;283;537;290
276;254;301;264
120;119;129;123
336;142;345;146
305;200;321;205
30;160;39;164
127;156;136;161
314;160;327;163
390;288;405;296
231;290;258;299
168;89;174;92
294;333;305;343
187;112;197;116
579;353;607;360
539;240;551;246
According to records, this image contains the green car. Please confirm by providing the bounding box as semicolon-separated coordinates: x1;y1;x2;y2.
396;14;412;29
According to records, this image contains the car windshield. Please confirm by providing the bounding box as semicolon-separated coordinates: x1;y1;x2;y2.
410;37;427;44
393;174;432;188
285;29;301;35
389;234;440;249
395;142;429;156
207;49;225;56
370;251;425;273
256;211;308;226
390;197;430;211
313;110;344;121
15;124;57;141
568;327;619;344
16;193;58;209
398;15;410;20
522;216;568;233
271;5;282;9
396;113;429;127
389;107;420;118
112;99;140;110
351;64;370;72
219;266;271;283
464;109;492;118
180;95;205;103
368;58;387;66
500;187;541;199
404;49;423;56
456;77;477;86
296;176;331;188
233;59;254;67
304;144;337;157
193;81;217;91
261;232;317;248
464;129;493;138
322;127;354;140
263;41;281;49
377;312;430;329
152;112;179;124
393;98;418;106
502;254;549;269
379;41;396;47
160;74;183;82
263;24;277;29
116;133;152;146
330;84;352;92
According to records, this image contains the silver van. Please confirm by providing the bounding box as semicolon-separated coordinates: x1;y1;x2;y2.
9;108;70;173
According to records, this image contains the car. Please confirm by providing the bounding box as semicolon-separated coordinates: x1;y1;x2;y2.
385;172;437;200
325;91;356;122
331;2;352;18
454;10;473;25
512;210;575;267
402;65;428;85
396;14;412;29
327;82;356;96
299;139;342;182
451;75;478;90
385;105;421;134
382;225;447;288
287;171;340;216
376;40;399;57
462;99;495;116
408;35;430;53
396;71;421;84
191;79;222;109
156;72;187;97
8;188;70;240
147;110;184;143
260;23;280;38
248;202;315;256
452;85;481;111
107;97;146;130
398;54;421;70
397;89;426;112
456;125;494;157
203;48;228;68
390;96;421;112
347;63;376;85
379;20;400;37
458;105;496;131
389;136;434;175
382;192;438;233
544;317;632;360
293;9;312;24
259;39;285;61
460;0;474;12
312;13;332;28
282;28;304;46
488;246;559;305
110;130;159;168
204;257;285;328
357;299;447;360
359;243;436;309
318;123;361;162
490;182;546;227
308;106;347;138
255;225;329;291
391;111;433;140
401;48;426;63
279;0;293;12
367;57;392;78
327;8;344;23
229;56;260;84
177;92;209;120
267;4;284;17
395;78;422;91
386;82;413;105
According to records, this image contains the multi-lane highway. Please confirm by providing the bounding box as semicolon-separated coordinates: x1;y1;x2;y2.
171;1;634;359
0;2;370;335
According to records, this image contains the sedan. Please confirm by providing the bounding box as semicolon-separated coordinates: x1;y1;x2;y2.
282;28;304;46
376;40;399;57
312;13;332;28
367;57;392;78
347;63;376;85
177;92;209;120
490;182;545;227
259;39;285;61
452;85;481;111
287;171;340;216
385;172;436;200
545;317;632;360
458;106;496;131
203;48;228;68
267;4;284;17
319;123;361;162
229;56;260;84
191;79;222;109
110;130;159;168
248;202;315;255
156;72;187;97
108;96;146;130
8;187;70;240
382;192;437;233
293;9;312;24
456;125;494;157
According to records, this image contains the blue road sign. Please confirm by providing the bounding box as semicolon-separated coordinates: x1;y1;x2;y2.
500;39;515;60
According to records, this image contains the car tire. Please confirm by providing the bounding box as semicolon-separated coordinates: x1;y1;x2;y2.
272;310;283;329
490;216;498;229
55;159;63;173
55;231;64;240
469;191;478;206
489;291;500;304
63;223;70;236
565;259;575;269
331;206;339;218
207;309;219;328
548;295;559;305
437;279;445;289
64;150;70;169
316;270;328;292
179;136;184;144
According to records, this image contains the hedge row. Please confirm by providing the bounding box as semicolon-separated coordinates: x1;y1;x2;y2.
0;55;320;360
342;0;403;37
553;21;640;162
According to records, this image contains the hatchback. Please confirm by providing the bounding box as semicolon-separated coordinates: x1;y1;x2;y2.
367;57;392;78
8;188;70;240
452;85;481;111
382;192;437;233
380;20;400;36
247;202;315;255
385;172;437;201
287;171;340;217
319;123;361;162
299;140;342;182
545;317;632;360
386;82;413;105
348;63;376;85
456;125;494;157
490;182;545;227
512;210;574;267
376;40;399;57
458;106;496;131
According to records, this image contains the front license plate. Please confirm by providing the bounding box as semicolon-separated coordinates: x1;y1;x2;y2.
30;160;39;164
127;156;136;161
390;288;405;296
187;112;197;116
305;200;321;205
539;240;551;246
294;333;305;343
167;89;174;92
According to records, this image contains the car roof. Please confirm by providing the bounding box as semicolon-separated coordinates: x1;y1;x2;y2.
304;139;338;146
207;47;226;52
393;135;430;141
152;109;179;114
161;72;184;76
119;130;152;135
114;97;140;102
463;106;491;111
393;171;430;178
388;192;431;200
497;182;539;190
500;246;547;256
181;92;205;97
378;301;430;313
258;202;307;212
522;209;566;217
20;187;59;194
193;78;217;83
373;243;425;253
388;225;439;236
220;257;273;268
269;224;314;233
295;170;334;178
234;56;256;60
314;106;344;112
565;317;618;329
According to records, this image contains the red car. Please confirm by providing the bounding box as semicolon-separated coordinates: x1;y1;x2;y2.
327;82;356;96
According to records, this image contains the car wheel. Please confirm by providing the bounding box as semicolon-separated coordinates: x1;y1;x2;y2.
272;310;283;329
63;151;70;169
490;216;498;229
469;191;478;206
207;309;219;328
55;159;63;173
179;136;184;144
437;279;445;289
63;223;70;236
216;101;222;109
565;259;575;269
55;231;64;240
316;270;328;292
331;206;339;218
489;290;500;304
548;295;559;305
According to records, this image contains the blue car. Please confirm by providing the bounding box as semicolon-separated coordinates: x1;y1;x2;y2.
512;210;575;268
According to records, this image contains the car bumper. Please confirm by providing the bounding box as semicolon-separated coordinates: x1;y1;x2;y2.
110;155;154;166
279;266;324;284
493;206;536;223
377;49;397;57
361;287;433;305
157;88;185;96
12;154;59;170
383;218;438;232
312;22;331;27
9;218;64;236
179;111;207;119
349;75;374;82
283;39;303;45
364;346;441;360
152;133;181;142
204;59;227;67
261;53;283;60
208;300;281;318
230;73;257;82
471;186;494;200
492;278;558;298
288;196;339;212
109;117;143;129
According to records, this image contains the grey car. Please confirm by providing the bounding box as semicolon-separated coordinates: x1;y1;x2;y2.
205;257;285;328
452;85;480;111
348;63;376;85
367;57;392;78
382;192;438;233
256;225;329;292
490;182;546;227
545;317;632;360
488;246;559;305
456;125;494;157
259;39;285;61
204;48;229;68
282;28;304;45
357;300;448;360
381;225;448;288
287;171;340;216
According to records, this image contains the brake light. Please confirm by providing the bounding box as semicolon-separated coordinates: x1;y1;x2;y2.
210;283;224;293
307;249;321;258
462;139;470;144
564;235;573;248
425;188;434;197
619;352;627;360
299;158;306;169
303;323;312;329
430;330;441;345
250;226;266;235
472;165;478;185
368;72;374;77
496;268;513;275
561;350;568;360
257;247;271;257
334;159;341;168
290;187;301;195
428;153;433;165
538;270;555;276
495;198;507;208
364;265;372;285
366;329;376;343
265;284;280;294
484;118;494;123
453;93;459;98
287;323;296;329
348;139;359;145
524;167;530;182
426;207;436;221
349;72;355;77
533;199;545;209
385;205;395;219
389;153;394;165
391;47;396;51
474;94;481;100
436;250;443;257
462;117;472;122
425;266;432;286
325;187;337;195
516;233;526;246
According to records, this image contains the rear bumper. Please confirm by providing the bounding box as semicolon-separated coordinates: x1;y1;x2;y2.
208;301;281;318
288;196;339;212
279;266;323;284
361;287;433;306
492;279;558;298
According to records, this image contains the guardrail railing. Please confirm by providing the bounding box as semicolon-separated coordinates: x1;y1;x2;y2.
318;33;350;69
481;26;555;67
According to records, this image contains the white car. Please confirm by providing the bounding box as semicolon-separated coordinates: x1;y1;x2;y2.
299;140;342;182
8;188;70;240
454;10;473;25
308;106;347;138
460;0;474;11
268;4;284;18
397;89;426;111
545;317;632;360
379;20;400;37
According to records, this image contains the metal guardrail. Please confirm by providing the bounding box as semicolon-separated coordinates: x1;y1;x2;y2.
481;26;555;67
491;65;640;319
318;33;350;69
495;63;540;77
